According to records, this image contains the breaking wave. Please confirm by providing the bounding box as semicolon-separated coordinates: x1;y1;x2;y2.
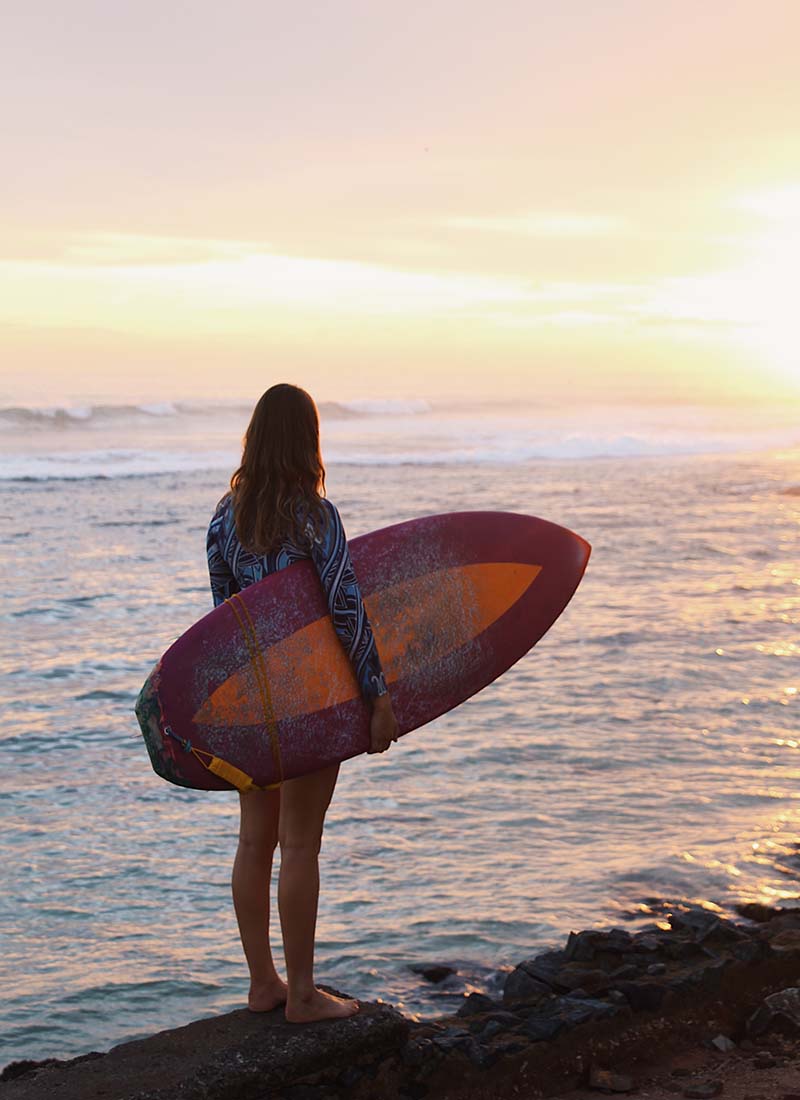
0;398;433;432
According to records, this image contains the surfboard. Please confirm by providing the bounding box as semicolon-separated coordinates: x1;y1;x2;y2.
135;511;590;791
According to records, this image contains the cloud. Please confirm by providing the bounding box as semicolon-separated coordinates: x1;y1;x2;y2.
730;185;800;222
61;233;273;265
440;211;626;238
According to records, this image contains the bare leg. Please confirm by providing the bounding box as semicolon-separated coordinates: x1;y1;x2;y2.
278;761;359;1023
232;787;287;1011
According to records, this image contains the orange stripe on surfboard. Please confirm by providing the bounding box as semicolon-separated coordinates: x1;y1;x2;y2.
194;561;541;728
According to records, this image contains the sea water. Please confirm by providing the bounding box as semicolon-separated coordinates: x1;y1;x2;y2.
1;398;799;1065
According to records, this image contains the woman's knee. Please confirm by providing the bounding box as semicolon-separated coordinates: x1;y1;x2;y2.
277;830;323;859
237;829;278;858
277;761;339;856
237;788;280;855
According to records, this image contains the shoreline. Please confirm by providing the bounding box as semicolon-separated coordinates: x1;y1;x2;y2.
5;899;800;1099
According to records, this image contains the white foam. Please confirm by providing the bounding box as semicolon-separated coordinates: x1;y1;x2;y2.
0;448;237;481
337;398;433;416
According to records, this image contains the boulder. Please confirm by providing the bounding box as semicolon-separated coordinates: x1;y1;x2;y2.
564;928;634;964
503;965;554;1005
589;1063;635;1092
711;1034;736;1053
747;988;800;1037
519;949;570;988
735;902;782;923
455;992;497;1017
0;994;409;1100
669;907;744;944
555;967;612;993
410;964;457;983
613;980;667;1012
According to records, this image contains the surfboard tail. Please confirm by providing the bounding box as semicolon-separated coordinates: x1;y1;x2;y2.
135;662;197;790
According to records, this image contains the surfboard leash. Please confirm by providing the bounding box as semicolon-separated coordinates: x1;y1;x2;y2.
162;725;280;793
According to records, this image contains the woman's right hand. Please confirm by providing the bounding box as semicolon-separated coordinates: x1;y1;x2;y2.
368;694;400;754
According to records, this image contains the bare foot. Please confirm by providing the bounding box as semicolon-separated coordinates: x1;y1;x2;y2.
285;987;360;1024
247;977;288;1012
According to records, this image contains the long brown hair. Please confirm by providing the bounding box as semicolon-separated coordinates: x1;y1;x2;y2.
230;384;327;553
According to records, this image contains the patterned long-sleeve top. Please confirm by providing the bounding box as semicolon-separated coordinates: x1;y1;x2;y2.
206;493;388;700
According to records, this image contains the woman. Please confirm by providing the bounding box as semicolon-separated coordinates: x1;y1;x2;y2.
206;383;399;1024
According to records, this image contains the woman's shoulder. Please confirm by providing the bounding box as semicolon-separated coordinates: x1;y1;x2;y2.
298;496;342;547
208;491;233;537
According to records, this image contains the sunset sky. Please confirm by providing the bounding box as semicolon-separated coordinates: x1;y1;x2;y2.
2;0;799;406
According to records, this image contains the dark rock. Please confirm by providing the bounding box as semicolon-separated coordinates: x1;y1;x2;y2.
669;907;724;939
503;965;553;1005
608;990;628;1005
753;1052;778;1068
666;976;695;998
564;997;621;1021
480;1019;507;1041
0;996;410;1100
455;991;497;1017
401;1038;435;1067
766;929;800;953
663;937;704;961
483;1010;524;1028
432;1031;471;1053
711;1034;736;1052
0;1060;59;1083
736;902;782;923
609;964;640;980
683;1081;723;1098
564;928;634;964
747;988;800;1038
632;931;669;953
524;1015;565;1041
338;1063;363;1088
534;995;619;1031
491;1036;529;1057
731;939;768;964
411;964;457;983
553;1001;595;1027
556;966;612;993
589;1063;635;1092
669;907;744;944
0;1053;103;1085
466;1038;492;1067
647;962;667;976
519;948;570;988
614;980;667;1011
699;961;727;992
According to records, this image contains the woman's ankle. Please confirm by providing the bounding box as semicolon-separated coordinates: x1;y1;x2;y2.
287;982;317;1003
250;974;286;990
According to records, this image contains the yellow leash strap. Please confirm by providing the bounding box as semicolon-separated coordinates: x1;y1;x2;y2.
163;727;279;793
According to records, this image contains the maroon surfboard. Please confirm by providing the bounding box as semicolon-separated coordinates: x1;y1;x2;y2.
135;511;591;791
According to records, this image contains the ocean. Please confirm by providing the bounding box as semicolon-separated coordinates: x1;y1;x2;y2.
1;397;799;1066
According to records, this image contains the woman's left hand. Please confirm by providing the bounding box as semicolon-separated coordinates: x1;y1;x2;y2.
368;694;400;753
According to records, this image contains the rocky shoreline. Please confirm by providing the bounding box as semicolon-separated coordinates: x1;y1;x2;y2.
4;899;800;1099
